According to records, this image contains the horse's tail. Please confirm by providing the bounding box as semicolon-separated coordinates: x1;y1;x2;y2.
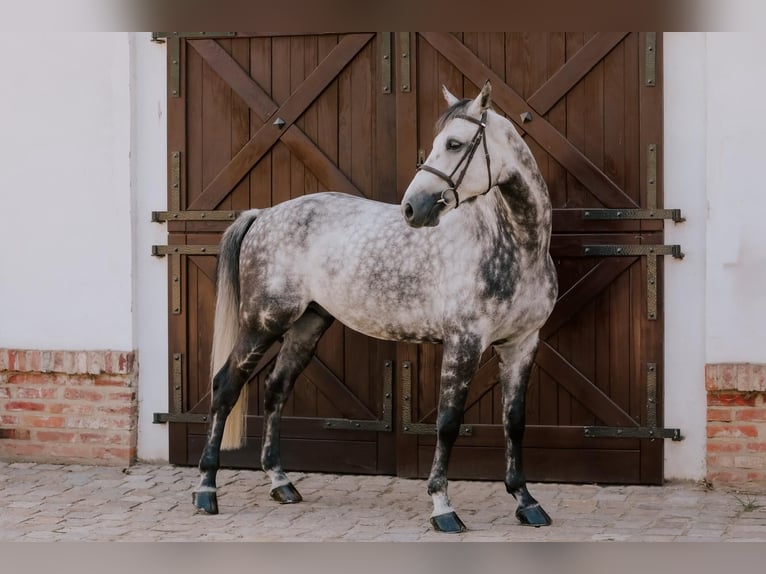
213;209;259;451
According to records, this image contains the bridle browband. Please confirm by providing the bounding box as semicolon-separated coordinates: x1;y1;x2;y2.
417;110;492;209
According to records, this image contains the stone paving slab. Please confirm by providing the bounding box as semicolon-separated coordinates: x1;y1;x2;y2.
1;460;766;541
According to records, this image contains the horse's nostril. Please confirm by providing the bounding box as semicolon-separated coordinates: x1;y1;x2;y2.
404;203;414;220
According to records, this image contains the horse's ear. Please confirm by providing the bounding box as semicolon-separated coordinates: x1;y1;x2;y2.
442;84;461;107
468;80;492;116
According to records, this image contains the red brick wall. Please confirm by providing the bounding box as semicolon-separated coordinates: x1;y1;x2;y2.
0;349;137;466
706;364;766;486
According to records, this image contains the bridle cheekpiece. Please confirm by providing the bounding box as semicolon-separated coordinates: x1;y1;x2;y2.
417;109;492;209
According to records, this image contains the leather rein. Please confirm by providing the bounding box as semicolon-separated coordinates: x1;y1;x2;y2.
416;110;491;208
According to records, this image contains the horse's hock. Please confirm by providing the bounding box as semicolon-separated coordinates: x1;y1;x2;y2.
0;349;138;466
705;364;766;487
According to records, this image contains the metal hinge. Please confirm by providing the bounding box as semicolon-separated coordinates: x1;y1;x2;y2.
584;363;683;441
583;244;684;259
582;209;684;223
152;210;240;222
401;361;473;437
645;33;657;87
399;33;411;93
152;32;236;97
381;32;392;94
584;244;683;320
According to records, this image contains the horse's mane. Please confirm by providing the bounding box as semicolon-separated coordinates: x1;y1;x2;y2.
434;98;471;136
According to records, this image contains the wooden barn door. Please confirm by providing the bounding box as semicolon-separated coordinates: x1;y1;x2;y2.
155;32;676;484
394;33;677;484
155;33;398;474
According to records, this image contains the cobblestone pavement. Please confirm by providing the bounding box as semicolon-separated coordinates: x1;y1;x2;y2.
1;461;765;541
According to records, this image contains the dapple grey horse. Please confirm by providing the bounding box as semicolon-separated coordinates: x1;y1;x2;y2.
192;81;558;533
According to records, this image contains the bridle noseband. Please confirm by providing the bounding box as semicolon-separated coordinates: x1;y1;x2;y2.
417;110;492;209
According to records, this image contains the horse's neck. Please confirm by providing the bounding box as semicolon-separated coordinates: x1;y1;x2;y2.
494;167;553;258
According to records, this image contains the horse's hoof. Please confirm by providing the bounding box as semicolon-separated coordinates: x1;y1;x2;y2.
270;483;303;504
192;490;219;515
515;503;551;527
430;511;467;533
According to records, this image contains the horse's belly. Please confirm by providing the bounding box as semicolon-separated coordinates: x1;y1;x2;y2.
316;295;443;344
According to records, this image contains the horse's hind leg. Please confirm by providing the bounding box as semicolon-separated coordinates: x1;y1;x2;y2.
261;305;334;504
193;328;280;514
427;334;482;533
495;334;551;527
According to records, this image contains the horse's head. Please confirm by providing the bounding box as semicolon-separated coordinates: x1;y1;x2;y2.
402;81;509;227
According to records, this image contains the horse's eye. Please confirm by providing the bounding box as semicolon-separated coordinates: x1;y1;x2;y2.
446;139;463;151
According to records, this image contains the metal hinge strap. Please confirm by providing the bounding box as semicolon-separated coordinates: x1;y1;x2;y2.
401;361;473;436
584;426;682;441
645;33;657;87
400;33;411;92
152;210;240;222
381;33;392;94
152;245;220;256
583;244;684;259
582;209;684;223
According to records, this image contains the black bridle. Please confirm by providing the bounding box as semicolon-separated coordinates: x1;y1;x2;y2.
417;110;492;209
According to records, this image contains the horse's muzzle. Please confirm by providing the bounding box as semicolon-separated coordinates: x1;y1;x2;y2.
402;195;445;228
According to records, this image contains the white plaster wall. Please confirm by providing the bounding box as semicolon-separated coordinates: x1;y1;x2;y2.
130;33;169;461
663;33;708;480
0;33;133;351
704;33;766;364
664;32;766;480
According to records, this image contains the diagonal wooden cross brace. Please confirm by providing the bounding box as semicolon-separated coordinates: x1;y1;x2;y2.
187;34;373;211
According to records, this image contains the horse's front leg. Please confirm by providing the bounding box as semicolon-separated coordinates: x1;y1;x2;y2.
427;335;482;533
495;334;551;527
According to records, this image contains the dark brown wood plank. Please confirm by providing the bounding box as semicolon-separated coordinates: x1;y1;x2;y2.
230;39;252;212
536;342;637;427
249;36;273;209
302;357;376;420
542;257;636;339
529;32;628;115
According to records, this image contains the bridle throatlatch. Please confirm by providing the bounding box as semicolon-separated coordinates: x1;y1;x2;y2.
417;110;491;209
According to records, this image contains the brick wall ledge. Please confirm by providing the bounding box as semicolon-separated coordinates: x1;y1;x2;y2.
0;349;136;376
706;363;766;392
